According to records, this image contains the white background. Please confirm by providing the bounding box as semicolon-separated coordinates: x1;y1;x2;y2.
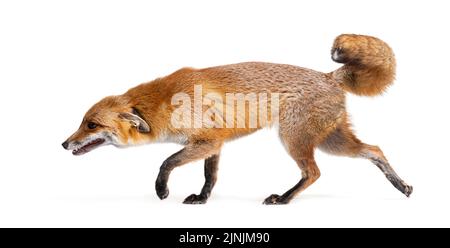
0;0;449;227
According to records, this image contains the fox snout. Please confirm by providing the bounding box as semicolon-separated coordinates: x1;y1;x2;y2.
62;133;109;156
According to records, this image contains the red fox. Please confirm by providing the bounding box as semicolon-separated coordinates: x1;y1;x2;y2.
62;34;412;204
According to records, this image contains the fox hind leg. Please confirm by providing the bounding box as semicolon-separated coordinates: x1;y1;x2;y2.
264;130;321;205
263;152;320;204
359;144;413;197
319;122;413;197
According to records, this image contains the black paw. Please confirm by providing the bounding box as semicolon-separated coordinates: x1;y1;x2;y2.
263;194;287;205
183;194;208;204
155;183;169;200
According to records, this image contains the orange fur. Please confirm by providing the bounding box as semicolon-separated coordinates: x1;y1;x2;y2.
331;34;396;96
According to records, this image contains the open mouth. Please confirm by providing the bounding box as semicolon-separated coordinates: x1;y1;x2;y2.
72;138;105;156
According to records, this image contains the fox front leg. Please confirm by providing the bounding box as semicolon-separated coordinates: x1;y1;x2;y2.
155;140;222;201
183;153;220;204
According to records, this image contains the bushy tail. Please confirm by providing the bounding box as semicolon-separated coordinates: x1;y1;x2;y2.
331;34;396;96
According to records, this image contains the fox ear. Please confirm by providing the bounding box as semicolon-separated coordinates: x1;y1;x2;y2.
119;110;150;133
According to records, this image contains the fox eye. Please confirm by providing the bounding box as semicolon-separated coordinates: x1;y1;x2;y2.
87;122;97;129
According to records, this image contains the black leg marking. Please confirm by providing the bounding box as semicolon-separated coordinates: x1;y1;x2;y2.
154;141;222;201
183;154;220;204
155;149;184;200
263;158;320;205
263;178;310;205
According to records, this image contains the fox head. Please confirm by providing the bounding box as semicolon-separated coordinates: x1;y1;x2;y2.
62;96;151;155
